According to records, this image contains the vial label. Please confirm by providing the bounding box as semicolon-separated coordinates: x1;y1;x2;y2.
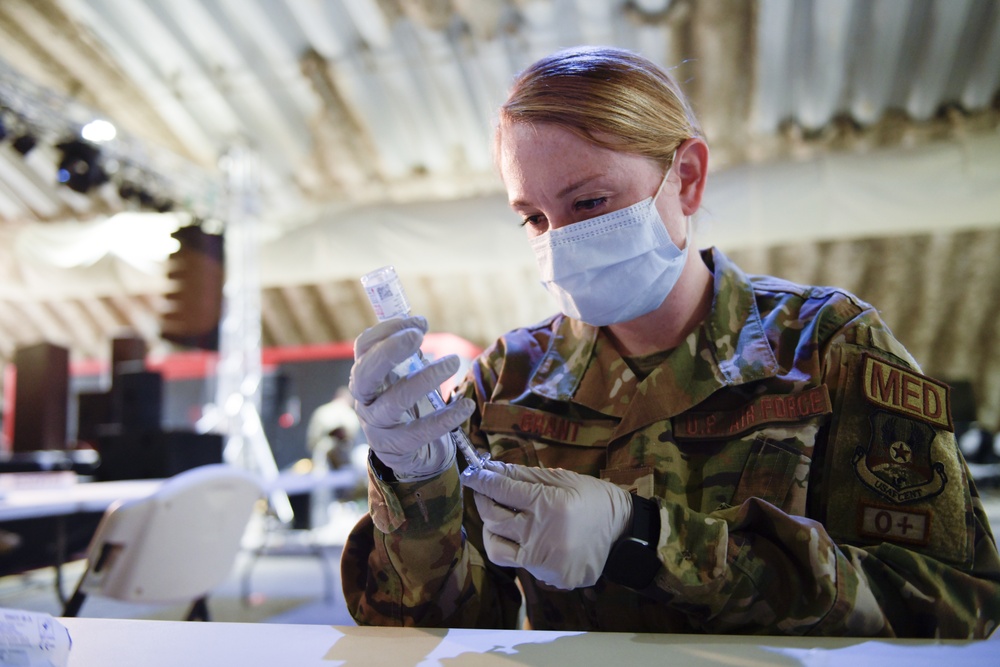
365;286;407;319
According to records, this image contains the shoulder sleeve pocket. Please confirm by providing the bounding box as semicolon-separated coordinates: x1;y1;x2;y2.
822;344;974;567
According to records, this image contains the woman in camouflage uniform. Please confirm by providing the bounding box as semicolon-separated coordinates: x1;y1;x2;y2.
344;46;1000;637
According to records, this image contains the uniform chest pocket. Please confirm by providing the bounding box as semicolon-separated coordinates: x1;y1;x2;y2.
674;386;830;516
731;433;812;516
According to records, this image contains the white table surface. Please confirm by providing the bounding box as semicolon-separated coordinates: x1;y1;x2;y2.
58;618;996;667
0;479;161;522
0;468;360;522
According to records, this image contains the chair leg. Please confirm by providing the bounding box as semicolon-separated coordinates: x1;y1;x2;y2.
62;588;87;617
240;547;263;606
186;596;210;621
61;565;90;617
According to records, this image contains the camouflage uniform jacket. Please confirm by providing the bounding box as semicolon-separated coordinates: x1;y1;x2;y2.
342;248;1000;637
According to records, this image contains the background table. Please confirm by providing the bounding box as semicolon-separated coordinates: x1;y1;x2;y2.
0;480;160;522
58;618;996;667
0;479;162;597
0;468;359;522
0;469;358;601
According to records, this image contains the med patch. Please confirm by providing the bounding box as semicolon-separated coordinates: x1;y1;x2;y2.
861;353;952;430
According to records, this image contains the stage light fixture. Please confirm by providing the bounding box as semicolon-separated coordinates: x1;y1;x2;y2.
154;198;175;213
117;179;175;213
0;111;37;155
118;181;139;201
56;139;108;193
81;119;116;143
136;188;156;208
13;133;37;155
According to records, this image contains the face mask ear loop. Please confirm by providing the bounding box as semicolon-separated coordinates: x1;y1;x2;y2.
653;149;679;203
681;215;693;251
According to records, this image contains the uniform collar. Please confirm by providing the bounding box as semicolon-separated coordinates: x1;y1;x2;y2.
527;248;780;427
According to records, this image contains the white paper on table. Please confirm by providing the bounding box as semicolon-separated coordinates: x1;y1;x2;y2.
0;608;72;667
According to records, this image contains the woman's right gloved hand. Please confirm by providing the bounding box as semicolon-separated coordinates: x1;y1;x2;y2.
348;316;476;482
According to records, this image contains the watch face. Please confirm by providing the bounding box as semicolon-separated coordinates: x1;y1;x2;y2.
605;538;660;590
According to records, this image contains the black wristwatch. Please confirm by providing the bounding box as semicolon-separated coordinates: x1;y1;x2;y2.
603;493;661;590
368;449;398;483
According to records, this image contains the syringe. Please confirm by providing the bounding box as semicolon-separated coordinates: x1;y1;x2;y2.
360;265;489;476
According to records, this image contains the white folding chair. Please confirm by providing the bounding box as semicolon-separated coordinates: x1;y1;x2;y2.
62;464;264;621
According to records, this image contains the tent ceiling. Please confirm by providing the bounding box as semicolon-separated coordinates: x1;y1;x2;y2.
0;0;998;422
2;0;998;225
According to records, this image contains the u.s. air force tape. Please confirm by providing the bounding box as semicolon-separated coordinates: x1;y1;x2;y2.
674;385;832;440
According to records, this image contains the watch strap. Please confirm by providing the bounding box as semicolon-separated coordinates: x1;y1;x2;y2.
368;449;398;483
602;494;661;589
628;492;660;546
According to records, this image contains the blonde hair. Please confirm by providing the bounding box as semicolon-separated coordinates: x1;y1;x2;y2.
497;46;701;169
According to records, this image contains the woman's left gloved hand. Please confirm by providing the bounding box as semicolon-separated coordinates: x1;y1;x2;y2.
462;460;633;590
348;316;473;481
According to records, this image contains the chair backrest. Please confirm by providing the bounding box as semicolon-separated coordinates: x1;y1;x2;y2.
79;463;263;604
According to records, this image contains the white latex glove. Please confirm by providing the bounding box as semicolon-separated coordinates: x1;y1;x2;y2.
462;460;634;589
349;316;475;481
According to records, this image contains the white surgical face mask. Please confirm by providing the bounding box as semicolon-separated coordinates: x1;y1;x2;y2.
529;161;690;327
